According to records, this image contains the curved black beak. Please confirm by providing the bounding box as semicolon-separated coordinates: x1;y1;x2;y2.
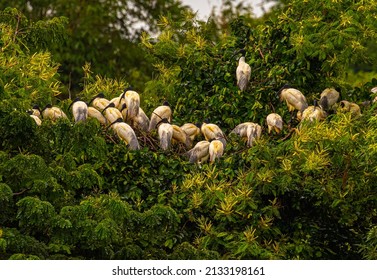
89;93;104;105
107;117;123;129
120;103;127;112
67;98;79;111
101;102;115;114
41;104;52;113
230;48;245;60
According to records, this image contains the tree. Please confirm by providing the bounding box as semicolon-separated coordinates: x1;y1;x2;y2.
141;0;377;127
0;0;190;95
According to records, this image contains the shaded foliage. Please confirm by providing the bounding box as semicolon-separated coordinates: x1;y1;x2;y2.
0;0;190;95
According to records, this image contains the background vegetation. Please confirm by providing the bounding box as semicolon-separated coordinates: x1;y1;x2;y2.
1;0;377;260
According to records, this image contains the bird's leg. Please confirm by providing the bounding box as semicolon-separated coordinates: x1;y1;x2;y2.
288;111;294;129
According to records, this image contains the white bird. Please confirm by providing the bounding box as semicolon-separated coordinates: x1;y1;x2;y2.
31;105;41;118
338;100;361;117
132;107;150;133
108;118;140;150
266;113;283;134
149;101;172;132
231;122;262;147
171;124;192;148
68;98;88;122
298;100;327;122
235;49;251;91
102;102;123;124
41;104;67;121
89;93;110;111
319;88;340;111
87;106;108;125
180;123;201;142
186;140;210;164
209;140;224;163
110;96;124;110
120;88;140;120
120;104;150;133
27;111;42;126
201;121;226;148
278;85;308;123
157;118;173;151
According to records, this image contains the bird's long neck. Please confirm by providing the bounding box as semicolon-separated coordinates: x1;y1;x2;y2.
239;56;246;63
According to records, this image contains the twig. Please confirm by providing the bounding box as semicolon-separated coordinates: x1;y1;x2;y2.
13;188;31;196
257;47;264;59
13;12;21;42
280;128;297;141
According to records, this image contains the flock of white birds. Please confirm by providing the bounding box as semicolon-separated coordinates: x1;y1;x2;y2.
27;50;377;164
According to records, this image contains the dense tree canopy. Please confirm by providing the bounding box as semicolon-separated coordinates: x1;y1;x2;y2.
1;0;377;260
0;0;190;95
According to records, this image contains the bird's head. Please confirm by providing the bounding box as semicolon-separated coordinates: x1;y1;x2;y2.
124;85;133;92
68;97;81;110
319;95;328;110
156;117;170;128
163;100;170;107
230;48;246;60
120;103;127;112
32;104;41;113
203;118;210;125
340;100;348;109
239;48;246;56
276;84;291;99
120;86;133;99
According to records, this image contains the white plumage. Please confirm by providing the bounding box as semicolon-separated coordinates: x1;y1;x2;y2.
70;99;88;123
132;107;150;133
41;104;67;121
149;102;172;132
231;122;262;147
201;122;226;148
186;140;210;164
121;89;140;120
209;140;224;163
29;113;42;126
157;119;173;151
89;93;110;111
172;124;192;148
298;101;327;122
236;50;251;91
266;113;283;134
278;85;308;113
180;123;201;142
109;118;140;150
88;106;108;125
102;103;123;124
319;88;340;111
